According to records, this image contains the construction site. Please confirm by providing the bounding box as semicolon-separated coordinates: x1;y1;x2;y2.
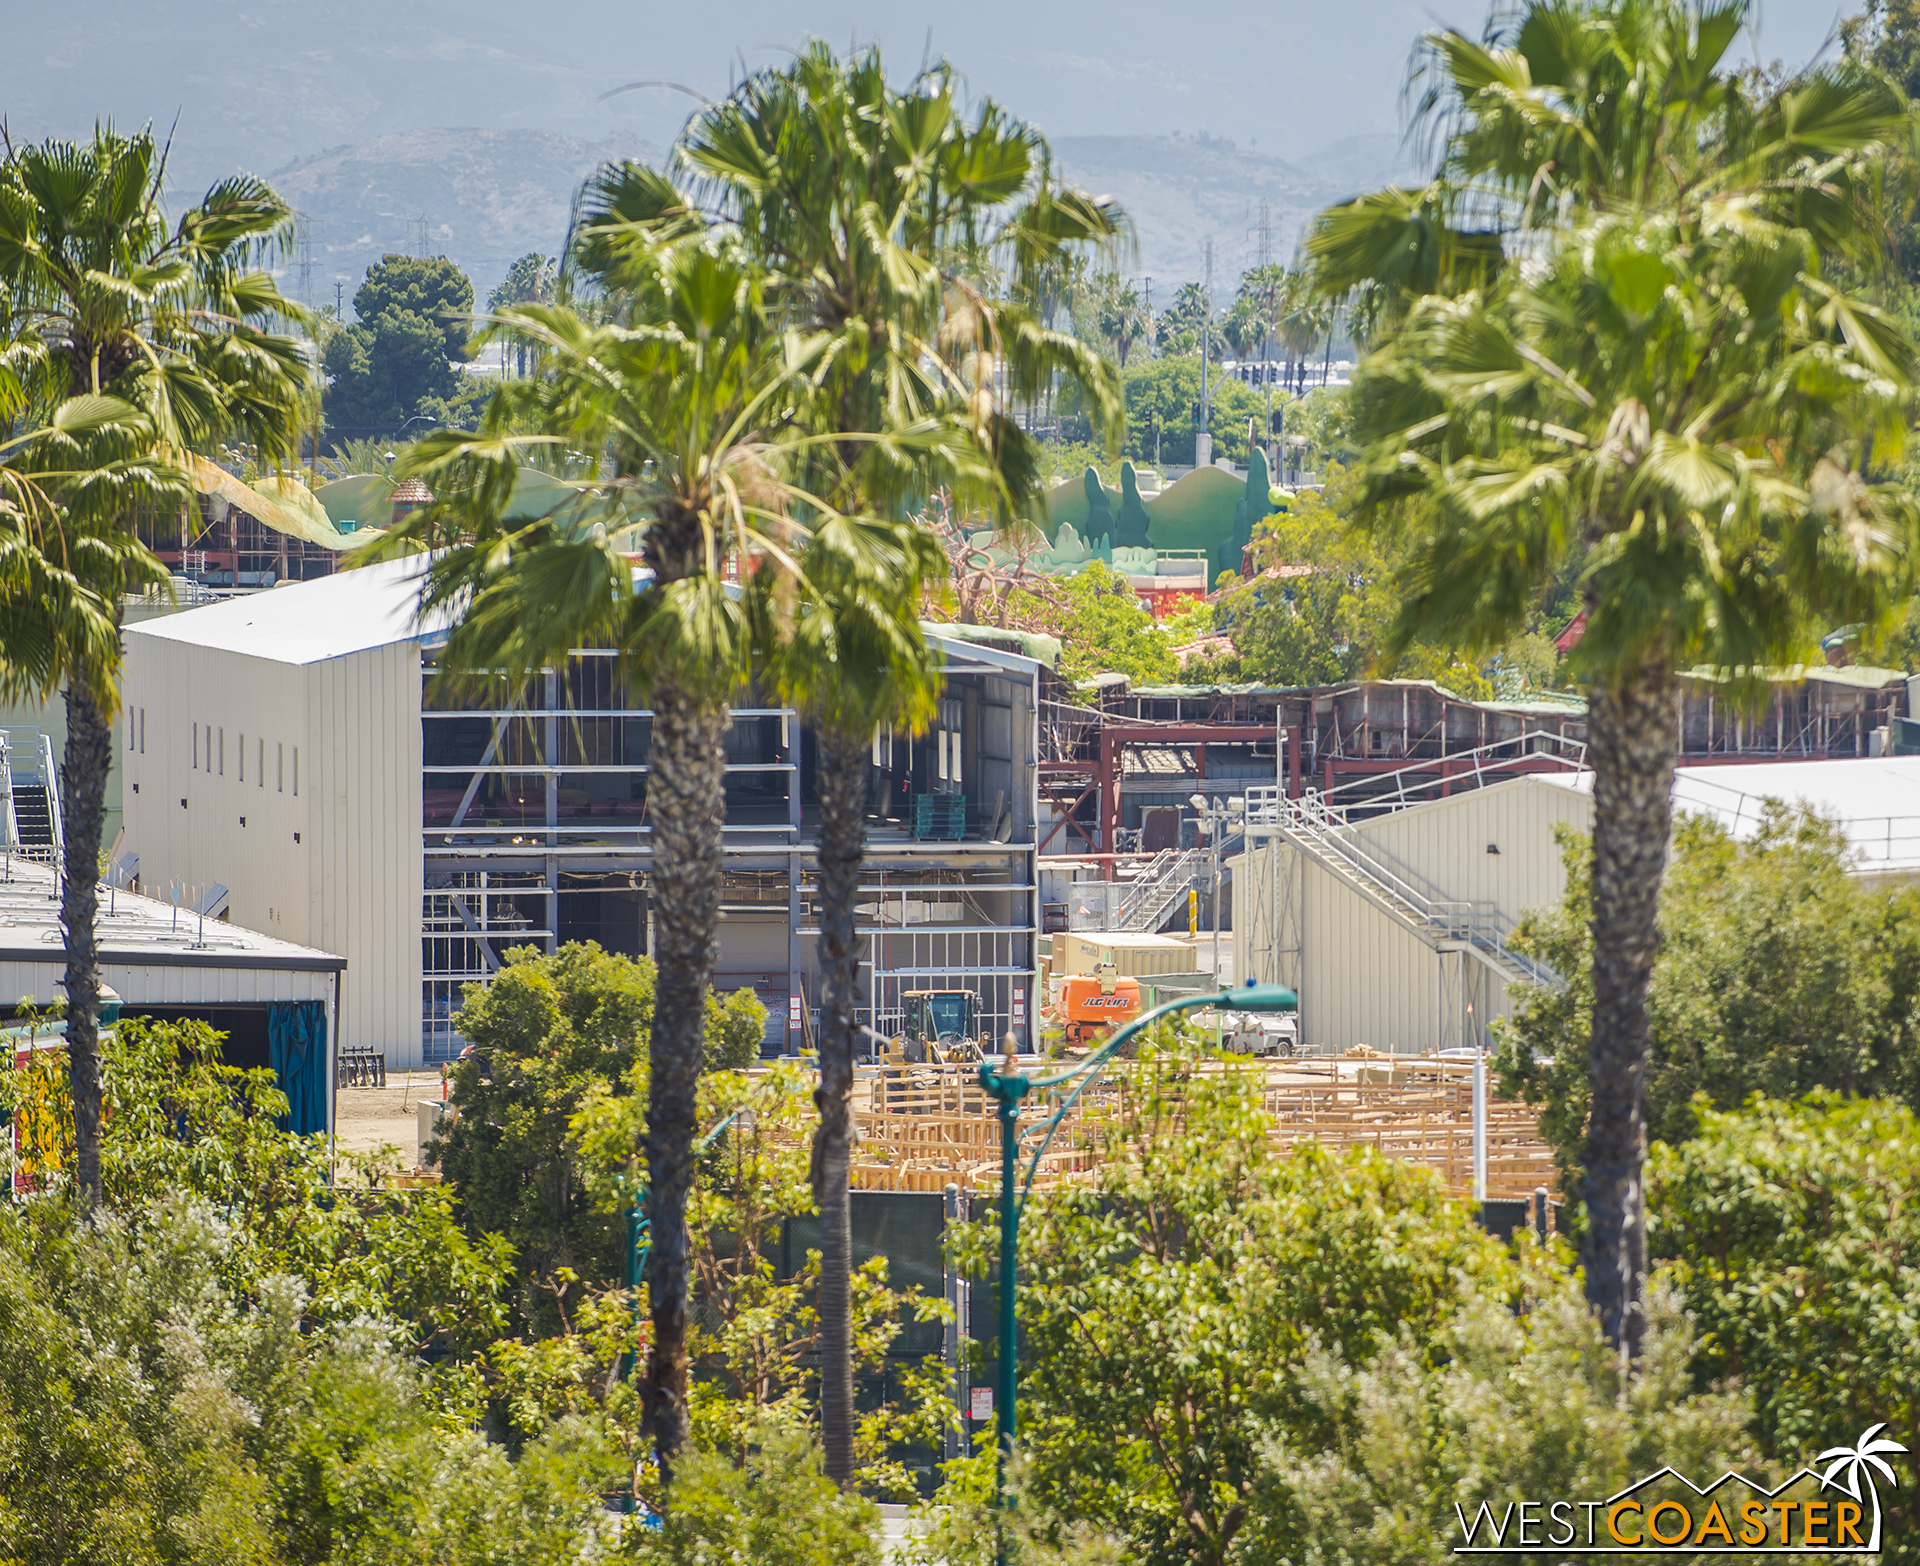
833;1052;1556;1201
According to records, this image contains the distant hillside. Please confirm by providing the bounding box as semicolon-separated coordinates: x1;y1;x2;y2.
1049;134;1341;296
1292;133;1424;198
270;129;662;308
269;127;1411;313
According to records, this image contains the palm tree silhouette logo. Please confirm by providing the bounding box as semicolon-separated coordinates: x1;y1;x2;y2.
1816;1425;1908;1552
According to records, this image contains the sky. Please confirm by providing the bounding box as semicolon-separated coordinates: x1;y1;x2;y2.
0;0;1861;191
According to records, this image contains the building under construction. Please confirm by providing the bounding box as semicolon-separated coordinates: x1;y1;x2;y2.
1038;668;1913;858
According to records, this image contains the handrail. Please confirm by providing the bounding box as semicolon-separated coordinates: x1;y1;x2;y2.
42;733;62;863
1316;729;1588;812
1252;784;1558;987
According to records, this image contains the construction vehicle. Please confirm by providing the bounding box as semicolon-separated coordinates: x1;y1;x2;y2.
1052;963;1142;1048
1221;1007;1299;1058
886;989;989;1066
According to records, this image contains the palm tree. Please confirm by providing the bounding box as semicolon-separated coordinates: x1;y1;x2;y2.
1816;1424;1908;1551
678;42;1127;1483
0;126;312;1203
379;206;832;1474
753;517;944;1482
1309;0;1919;1354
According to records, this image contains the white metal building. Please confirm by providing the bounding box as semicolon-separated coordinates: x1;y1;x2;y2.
1232;754;1920;1055
123;560;1045;1069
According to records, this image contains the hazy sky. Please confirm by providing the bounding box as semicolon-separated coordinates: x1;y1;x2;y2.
2;0;1860;187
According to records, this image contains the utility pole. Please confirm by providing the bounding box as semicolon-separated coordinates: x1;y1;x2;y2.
1198;240;1213;467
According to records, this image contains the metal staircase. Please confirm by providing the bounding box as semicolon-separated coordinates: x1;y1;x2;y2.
1113;847;1206;933
1;729;63;864
1245;786;1556;989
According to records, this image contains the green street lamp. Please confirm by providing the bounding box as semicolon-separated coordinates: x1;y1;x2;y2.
974;980;1298;1511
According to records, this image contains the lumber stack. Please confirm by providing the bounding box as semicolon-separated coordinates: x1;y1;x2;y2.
793;1057;1558;1203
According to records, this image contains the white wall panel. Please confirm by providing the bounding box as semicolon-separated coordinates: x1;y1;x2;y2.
124;620;421;1066
1351;777;1593;928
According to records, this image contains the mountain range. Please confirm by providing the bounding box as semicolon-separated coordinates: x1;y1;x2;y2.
265;127;1419;309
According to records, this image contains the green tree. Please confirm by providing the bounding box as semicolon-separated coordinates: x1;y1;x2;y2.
680;41;1125;1486
1259;1272;1763;1564
1310;0;1919;1350
1496;810;1920;1199
439;943;769;1333
1005;1034;1511;1566
381;219;817;1473
488;252;556;375
1010;560;1176;686
1154;281;1217;358
1110;358;1270;467
1078;272;1148;368
325;254;476;433
1653;1094;1920;1562
0;127;312;1204
758;517;945;1485
634;1430;882;1566
1218;467;1493;696
1843;0;1920;282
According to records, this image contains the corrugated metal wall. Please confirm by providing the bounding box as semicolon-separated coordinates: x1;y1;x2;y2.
1351;776;1593;926
1232;776;1595;1054
124;631;422;1065
307;645;423;1066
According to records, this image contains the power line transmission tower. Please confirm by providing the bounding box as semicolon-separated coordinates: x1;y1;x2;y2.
1256;199;1273;271
417;215;430;259
296;214;315;307
334;280;346;321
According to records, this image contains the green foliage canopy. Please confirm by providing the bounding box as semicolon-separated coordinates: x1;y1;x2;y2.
1654;1095;1920;1563
1497;811;1920;1196
438;942;766;1331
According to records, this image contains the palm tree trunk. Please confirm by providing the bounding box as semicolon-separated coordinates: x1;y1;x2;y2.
812;722;868;1487
60;672;114;1207
1581;654;1678;1357
643;674;728;1476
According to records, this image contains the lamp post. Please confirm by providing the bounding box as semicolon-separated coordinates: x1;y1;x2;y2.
1188;793;1244;987
974;979;1298;1541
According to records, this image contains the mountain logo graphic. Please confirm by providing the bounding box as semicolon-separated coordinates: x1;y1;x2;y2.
1449;1425;1908;1554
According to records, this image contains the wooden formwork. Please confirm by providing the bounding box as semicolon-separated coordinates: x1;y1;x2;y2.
822;1058;1558;1202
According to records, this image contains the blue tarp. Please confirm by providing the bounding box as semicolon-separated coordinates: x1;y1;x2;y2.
268;1001;328;1136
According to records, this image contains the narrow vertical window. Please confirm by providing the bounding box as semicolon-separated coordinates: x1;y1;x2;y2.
258;738;263;787
239;734;245;783
219;728;225;776
139;709;145;754
277;743;284;793
193;723;199;770
292;747;299;797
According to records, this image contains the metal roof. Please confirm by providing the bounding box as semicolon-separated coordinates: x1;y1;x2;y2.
129;558;1043;676
0;857;345;972
1538;755;1920;875
127;557;449;667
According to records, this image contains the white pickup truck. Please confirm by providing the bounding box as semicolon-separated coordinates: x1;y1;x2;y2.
1220;1009;1299;1058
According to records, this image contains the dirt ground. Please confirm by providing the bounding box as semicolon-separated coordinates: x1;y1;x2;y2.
334;1070;445;1168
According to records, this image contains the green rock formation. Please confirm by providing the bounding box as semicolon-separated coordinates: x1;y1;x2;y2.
1232;444;1272;569
1083;466;1116;548
1116;461;1154;549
